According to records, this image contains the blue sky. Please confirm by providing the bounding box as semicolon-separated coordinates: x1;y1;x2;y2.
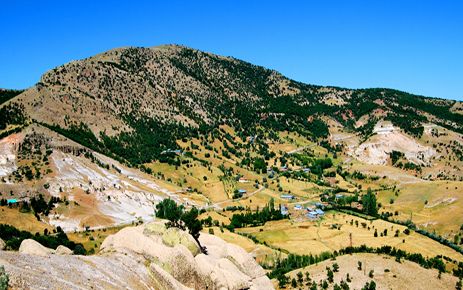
1;1;462;100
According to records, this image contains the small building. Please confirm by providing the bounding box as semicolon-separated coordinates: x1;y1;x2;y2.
238;189;247;194
161;149;182;155
281;194;295;200
281;205;289;215
307;211;318;219
7;199;17;204
315;209;325;216
302;168;311;173
335;194;344;199
294;204;303;210
238;177;249;183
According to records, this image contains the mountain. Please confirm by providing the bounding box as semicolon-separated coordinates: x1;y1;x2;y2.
3;45;462;166
2;45;463;290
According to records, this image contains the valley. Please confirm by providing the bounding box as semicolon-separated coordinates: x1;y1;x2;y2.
1;45;463;289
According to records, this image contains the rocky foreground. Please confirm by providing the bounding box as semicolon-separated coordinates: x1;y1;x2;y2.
0;221;273;289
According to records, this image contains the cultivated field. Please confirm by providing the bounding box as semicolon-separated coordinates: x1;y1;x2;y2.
237;211;463;262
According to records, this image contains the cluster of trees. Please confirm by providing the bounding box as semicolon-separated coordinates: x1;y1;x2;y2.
0;103;26;130
155;199;205;253
29;194;61;218
361;189;378;216
291;154;333;176
227;198;286;230
0;89;23;105
0;224;86;254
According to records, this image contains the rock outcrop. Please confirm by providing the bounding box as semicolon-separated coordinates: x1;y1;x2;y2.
18;239;54;257
0;221;273;289
55;245;73;255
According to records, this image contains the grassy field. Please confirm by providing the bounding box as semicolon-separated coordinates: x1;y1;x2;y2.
237;211;463;262
378;180;463;238
0;206;53;234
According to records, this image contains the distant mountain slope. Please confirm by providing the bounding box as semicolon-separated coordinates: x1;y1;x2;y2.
2;44;463;165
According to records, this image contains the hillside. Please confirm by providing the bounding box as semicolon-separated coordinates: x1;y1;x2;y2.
3;45;463;166
1;45;463;289
285;253;458;290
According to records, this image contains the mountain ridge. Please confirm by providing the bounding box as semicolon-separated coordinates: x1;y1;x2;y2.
2;45;462;166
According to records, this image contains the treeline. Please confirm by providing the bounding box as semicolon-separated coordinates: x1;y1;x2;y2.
0;89;24;105
384;218;463;256
269;244;447;279
0;224;86;254
227;198;287;230
0;103;27;130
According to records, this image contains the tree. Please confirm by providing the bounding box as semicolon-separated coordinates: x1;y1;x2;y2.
277;274;288;288
155;199;206;253
456;278;462;290
291;278;297;288
362;281;376;290
305;271;311;284
333;262;339;272
73;244;86;255
297;271;303;285
0;266;8;290
327;268;334;283
155;198;184;228
362;188;377;216
181;207;203;248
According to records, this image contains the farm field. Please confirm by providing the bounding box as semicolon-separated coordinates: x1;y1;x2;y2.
237;211;463;262
377;180;463;238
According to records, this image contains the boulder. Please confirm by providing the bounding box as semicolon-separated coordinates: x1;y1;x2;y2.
55;245;73;255
150;263;193;290
161;227;200;256
100;222;274;289
195;254;252;290
166;244;208;289
199;233;265;279
19;239;54;256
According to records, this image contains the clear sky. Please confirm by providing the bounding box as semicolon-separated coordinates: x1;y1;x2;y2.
1;1;462;100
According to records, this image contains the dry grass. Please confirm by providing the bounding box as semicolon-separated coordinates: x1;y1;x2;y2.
379;180;463;237
0;206;53;234
237;211;463;262
284;253;458;290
